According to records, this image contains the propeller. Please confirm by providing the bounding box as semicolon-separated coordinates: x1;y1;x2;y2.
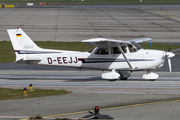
168;42;171;52
168;58;171;73
165;42;175;73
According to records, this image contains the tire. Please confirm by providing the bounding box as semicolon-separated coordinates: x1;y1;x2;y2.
109;79;117;81
149;79;156;81
120;78;127;80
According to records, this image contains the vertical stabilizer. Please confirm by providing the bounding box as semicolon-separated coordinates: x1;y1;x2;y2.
7;28;41;62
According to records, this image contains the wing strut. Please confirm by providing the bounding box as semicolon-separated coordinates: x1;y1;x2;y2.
117;44;134;69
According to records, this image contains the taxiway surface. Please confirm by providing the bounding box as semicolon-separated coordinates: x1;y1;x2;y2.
0;54;180;120
0;71;180;120
0;5;180;43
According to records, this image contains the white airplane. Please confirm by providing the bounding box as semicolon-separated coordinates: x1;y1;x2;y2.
7;28;175;81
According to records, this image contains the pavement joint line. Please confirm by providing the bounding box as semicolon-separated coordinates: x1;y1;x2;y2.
41;99;180;119
0;116;29;119
0;71;80;73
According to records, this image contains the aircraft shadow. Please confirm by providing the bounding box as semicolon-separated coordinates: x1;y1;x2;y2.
1;76;148;82
0;76;103;82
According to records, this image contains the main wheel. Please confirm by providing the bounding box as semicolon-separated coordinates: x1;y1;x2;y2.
120;78;127;80
149;79;156;81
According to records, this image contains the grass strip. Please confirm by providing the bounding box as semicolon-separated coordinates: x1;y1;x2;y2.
0;88;70;100
0;41;179;63
140;43;180;51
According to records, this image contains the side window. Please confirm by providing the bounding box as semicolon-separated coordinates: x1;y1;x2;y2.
121;46;127;53
88;48;95;53
111;47;121;54
128;45;137;53
95;48;109;55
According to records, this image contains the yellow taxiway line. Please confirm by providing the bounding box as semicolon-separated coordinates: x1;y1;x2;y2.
18;98;180;120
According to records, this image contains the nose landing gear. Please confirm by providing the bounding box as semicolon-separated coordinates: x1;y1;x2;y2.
142;70;159;81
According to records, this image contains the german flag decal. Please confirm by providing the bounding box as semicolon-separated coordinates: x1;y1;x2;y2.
16;34;21;37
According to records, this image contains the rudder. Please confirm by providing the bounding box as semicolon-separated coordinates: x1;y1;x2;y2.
7;28;41;62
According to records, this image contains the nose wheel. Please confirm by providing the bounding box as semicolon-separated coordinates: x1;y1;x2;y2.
142;70;159;81
109;79;117;81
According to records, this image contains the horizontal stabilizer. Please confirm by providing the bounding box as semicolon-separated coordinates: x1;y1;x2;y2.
14;58;41;64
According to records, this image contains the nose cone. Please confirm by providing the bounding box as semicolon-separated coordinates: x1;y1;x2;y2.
166;52;175;59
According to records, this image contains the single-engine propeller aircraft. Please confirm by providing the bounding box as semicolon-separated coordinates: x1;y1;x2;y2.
7;28;175;81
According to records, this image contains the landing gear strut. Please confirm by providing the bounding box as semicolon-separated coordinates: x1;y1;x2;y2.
119;71;131;81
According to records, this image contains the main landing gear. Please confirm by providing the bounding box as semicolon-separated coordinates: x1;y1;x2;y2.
108;77;128;81
106;71;131;81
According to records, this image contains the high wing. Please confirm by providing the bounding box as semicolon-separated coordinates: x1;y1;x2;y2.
82;38;131;47
82;38;151;47
130;38;152;43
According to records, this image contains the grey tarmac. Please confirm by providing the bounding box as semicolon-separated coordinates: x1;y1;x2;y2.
0;5;180;43
0;61;180;120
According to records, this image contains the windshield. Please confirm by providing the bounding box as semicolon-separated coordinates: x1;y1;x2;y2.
131;41;143;50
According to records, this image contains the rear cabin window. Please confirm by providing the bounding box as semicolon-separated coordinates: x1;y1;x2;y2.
88;48;95;53
94;48;109;55
111;47;121;54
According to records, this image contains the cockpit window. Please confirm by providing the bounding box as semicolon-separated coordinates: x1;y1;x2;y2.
128;45;137;53
95;48;109;55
